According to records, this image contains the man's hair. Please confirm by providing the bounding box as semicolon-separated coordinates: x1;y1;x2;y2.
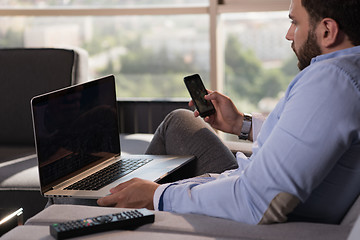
301;0;360;46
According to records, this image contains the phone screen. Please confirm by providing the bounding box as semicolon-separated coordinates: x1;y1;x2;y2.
184;74;215;117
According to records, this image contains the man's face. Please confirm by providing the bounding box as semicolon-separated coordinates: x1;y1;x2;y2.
286;0;322;70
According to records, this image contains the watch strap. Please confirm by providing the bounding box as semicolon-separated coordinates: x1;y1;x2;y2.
238;113;252;140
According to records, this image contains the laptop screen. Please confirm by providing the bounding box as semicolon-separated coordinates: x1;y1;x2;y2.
31;75;120;189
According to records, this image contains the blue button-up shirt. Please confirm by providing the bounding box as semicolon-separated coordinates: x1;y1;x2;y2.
154;46;360;224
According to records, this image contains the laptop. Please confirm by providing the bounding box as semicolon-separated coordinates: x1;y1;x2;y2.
31;75;195;199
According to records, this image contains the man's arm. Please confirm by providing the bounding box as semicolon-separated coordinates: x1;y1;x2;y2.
153;63;360;224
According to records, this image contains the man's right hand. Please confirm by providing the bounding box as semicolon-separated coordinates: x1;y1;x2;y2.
189;90;244;136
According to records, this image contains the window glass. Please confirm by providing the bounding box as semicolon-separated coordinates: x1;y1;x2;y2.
222;11;299;114
0;15;209;98
0;0;208;7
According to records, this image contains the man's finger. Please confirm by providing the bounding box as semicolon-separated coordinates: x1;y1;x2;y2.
97;193;119;207
109;178;139;193
193;110;200;118
188;100;194;107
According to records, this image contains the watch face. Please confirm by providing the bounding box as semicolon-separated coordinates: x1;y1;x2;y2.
242;116;252;132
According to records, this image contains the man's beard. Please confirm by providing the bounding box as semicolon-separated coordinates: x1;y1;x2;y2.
292;29;322;71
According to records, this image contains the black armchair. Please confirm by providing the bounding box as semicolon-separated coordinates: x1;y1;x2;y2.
0;47;88;221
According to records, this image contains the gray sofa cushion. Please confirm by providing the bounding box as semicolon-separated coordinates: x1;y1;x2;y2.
120;133;153;155
2;225;214;240
10;205;350;240
0;154;39;190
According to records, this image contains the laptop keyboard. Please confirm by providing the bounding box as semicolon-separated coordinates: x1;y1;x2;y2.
64;158;153;191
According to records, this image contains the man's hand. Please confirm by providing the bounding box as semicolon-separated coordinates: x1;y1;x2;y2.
97;178;160;210
189;91;244;136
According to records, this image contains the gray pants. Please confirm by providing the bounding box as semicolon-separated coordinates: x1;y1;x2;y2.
146;109;238;175
48;109;238;207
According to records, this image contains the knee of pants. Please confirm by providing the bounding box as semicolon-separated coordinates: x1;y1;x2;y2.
167;108;194;121
164;108;214;134
165;108;207;129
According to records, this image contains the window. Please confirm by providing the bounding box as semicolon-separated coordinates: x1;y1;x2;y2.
0;1;210;98
0;0;296;112
222;12;298;113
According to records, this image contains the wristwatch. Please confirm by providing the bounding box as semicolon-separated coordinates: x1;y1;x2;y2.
238;113;252;140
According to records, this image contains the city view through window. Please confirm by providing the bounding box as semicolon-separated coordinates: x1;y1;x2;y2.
0;0;298;113
222;12;299;112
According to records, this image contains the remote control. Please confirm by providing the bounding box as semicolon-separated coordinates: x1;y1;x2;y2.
49;208;155;240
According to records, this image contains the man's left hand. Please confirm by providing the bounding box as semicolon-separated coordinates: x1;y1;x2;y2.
97;178;160;210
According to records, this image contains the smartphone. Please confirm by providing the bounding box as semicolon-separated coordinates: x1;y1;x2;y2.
184;74;216;118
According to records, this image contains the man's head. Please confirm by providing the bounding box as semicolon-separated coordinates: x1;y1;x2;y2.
286;0;360;70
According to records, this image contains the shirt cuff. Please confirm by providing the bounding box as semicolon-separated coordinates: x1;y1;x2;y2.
153;183;172;211
251;112;266;142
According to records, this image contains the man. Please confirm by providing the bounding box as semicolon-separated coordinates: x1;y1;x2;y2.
97;0;360;225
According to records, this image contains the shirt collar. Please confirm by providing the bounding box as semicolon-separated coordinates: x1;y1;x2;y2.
311;45;360;65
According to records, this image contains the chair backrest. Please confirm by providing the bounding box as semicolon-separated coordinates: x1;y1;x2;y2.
0;48;88;146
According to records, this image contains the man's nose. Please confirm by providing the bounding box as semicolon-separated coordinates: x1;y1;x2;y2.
286;24;295;41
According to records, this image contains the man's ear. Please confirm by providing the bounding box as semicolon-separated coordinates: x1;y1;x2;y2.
318;18;340;48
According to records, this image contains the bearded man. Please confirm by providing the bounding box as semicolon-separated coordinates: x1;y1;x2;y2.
98;0;360;225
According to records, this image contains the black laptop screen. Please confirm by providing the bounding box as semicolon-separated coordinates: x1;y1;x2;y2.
31;75;120;189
